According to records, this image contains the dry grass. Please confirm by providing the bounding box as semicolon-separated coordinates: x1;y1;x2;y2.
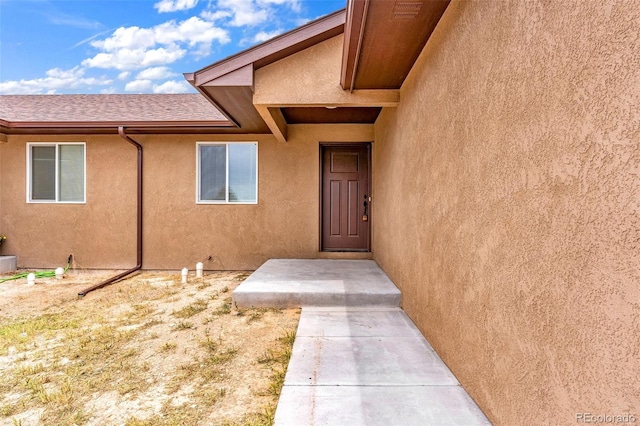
0;270;300;426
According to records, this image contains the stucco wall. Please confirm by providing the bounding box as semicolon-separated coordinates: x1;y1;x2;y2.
373;0;639;424
0;140;4;245
0;135;137;268
1;125;372;270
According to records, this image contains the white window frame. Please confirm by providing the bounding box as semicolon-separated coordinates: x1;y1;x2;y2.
26;142;86;204
196;142;258;204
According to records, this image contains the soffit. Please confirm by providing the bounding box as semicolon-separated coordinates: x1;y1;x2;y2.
281;107;381;124
341;0;451;90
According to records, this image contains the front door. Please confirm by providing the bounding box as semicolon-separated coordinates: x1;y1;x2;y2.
321;144;370;251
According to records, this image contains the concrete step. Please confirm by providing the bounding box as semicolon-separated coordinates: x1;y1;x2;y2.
232;259;401;308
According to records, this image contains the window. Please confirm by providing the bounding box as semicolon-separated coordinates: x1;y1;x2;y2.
27;143;86;203
197;142;258;204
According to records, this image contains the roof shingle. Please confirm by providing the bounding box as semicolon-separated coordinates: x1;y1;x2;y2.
0;94;227;124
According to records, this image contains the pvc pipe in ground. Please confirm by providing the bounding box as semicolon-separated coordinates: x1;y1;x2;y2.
181;268;188;284
196;262;203;278
27;273;35;286
55;267;64;279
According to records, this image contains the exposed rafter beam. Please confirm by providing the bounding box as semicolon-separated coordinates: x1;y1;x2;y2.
255;105;288;143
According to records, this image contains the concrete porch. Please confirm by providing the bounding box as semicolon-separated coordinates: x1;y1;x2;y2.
232;259;491;425
232;259;401;308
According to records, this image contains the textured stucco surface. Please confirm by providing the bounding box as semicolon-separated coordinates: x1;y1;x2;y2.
255;35;345;105
0;135;138;268
372;0;639;424
0;125;372;270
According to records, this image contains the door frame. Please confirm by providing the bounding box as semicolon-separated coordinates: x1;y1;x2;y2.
318;142;372;252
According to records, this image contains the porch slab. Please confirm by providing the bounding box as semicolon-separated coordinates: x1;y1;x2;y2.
0;256;17;274
232;259;401;308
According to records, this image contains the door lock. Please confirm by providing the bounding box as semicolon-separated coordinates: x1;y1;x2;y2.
363;194;368;222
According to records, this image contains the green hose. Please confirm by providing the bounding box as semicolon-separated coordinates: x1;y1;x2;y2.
0;255;73;284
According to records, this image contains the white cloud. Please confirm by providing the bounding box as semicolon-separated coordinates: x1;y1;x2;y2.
207;0;303;27
252;29;283;43
83;45;187;71
118;71;131;80
0;67;112;95
215;0;269;27
91;26;156;52
83;17;230;71
258;0;301;13
155;0;199;13
124;78;191;94
155;17;230;47
125;79;154;93
153;80;192;93
200;9;231;21
136;66;177;80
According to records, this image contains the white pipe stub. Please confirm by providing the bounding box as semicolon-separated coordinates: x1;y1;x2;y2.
27;273;35;286
196;262;203;278
55;267;64;279
181;267;188;284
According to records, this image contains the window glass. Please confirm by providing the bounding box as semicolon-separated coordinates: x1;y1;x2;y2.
31;146;56;201
198;142;257;204
28;143;85;203
228;143;257;203
59;144;85;202
200;145;226;201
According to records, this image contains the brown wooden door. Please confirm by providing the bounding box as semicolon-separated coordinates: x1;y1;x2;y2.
321;144;370;251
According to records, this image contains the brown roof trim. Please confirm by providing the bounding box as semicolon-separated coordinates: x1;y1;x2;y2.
1;120;235;136
188;9;346;87
4;120;233;129
341;0;368;91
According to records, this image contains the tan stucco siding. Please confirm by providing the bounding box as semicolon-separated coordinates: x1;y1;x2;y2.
373;0;640;424
0;138;4;239
255;35;345;105
0;135;138;268
0;125;372;270
254;35;398;109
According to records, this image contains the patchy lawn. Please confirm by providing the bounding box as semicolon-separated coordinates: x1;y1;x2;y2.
0;270;300;426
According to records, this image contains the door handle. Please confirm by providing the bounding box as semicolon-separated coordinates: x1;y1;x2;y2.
363;194;368;222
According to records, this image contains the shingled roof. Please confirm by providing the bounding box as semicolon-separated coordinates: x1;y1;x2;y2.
0;94;233;134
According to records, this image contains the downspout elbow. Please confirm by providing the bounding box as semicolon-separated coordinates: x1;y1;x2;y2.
118;126;143;270
78;127;143;296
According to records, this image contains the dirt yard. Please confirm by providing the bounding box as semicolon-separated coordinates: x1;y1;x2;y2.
0;269;300;426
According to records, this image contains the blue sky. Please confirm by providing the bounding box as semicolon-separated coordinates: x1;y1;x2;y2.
0;0;345;94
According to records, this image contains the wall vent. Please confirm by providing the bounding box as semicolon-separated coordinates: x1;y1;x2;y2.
392;1;423;19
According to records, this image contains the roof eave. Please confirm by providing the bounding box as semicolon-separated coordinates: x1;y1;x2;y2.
0;120;236;135
190;9;346;87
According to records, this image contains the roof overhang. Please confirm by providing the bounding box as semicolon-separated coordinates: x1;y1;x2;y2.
185;9;347;134
341;0;451;90
184;1;450;141
0;121;235;135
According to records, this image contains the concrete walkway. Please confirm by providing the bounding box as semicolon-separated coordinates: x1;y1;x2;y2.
232;260;491;425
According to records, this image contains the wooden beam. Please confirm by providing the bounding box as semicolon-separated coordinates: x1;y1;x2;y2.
255;105;288;143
